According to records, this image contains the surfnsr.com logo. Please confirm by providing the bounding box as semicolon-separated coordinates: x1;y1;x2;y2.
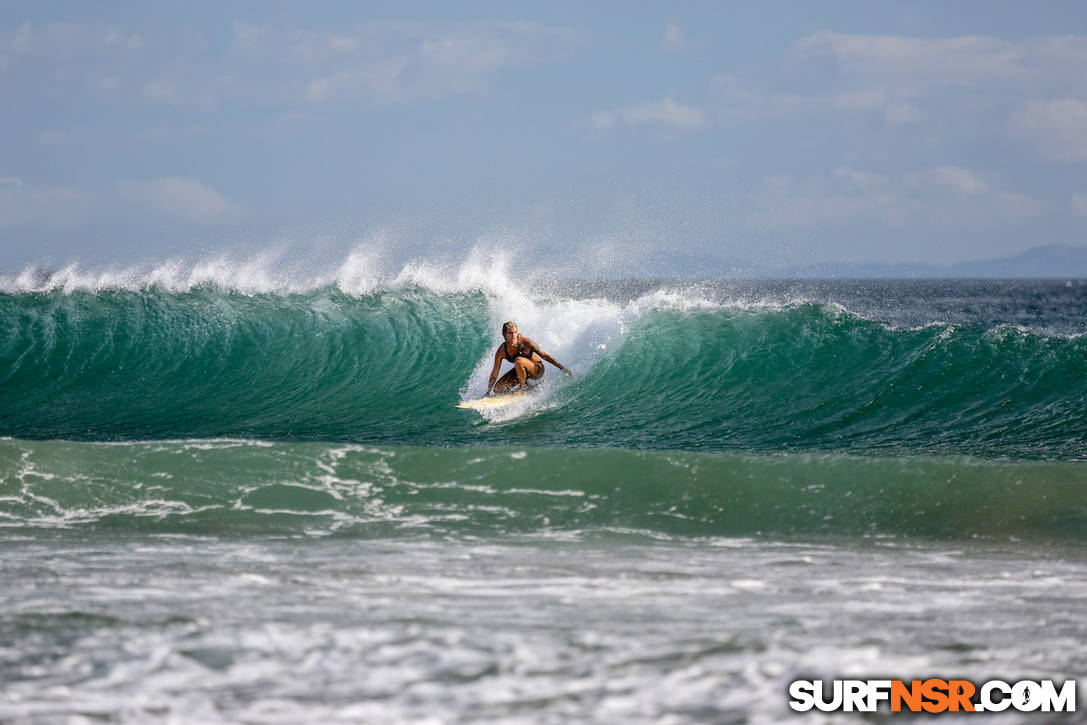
788;679;1077;713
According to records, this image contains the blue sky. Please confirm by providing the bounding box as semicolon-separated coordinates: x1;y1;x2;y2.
3;0;1087;273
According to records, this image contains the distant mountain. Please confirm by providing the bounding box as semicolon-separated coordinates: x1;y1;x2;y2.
779;244;1087;279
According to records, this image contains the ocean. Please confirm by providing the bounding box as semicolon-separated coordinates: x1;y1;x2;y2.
2;261;1085;723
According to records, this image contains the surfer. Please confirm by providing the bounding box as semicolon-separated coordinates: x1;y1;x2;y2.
486;321;571;395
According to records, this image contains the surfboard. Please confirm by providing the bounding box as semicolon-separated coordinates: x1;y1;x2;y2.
456;391;535;411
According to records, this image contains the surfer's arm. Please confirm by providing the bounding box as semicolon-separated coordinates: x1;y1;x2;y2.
524;338;571;376
485;348;504;395
541;352;571;375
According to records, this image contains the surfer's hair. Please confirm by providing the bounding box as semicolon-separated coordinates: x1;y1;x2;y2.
502;321;518;335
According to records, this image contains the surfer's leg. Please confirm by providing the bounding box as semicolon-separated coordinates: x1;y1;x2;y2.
514;357;541;390
493;369;519;394
515;358;536;391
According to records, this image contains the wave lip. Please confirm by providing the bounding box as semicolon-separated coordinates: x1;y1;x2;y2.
2;439;1085;542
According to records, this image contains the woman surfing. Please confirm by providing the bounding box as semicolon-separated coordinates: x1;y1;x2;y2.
486;321;571;395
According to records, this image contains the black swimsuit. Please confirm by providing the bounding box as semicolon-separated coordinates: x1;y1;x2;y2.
504;342;534;363
503;342;543;375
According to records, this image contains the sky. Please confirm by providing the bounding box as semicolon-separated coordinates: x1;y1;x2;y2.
2;0;1087;274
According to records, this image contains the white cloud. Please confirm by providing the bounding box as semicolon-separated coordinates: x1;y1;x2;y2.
123;32;147;52
1011;98;1087;162
585;98;710;132
711;32;1087;140
1073;193;1087;215
143;80;184;107
112;177;239;221
233;20;587;105
795;32;1084;86
141;76;216;110
831;92;924;125
420;28;518;72
834;167;888;188
663;23;686;50
662;21;706;52
0;177;240;228
11;21;31;54
304;70;358;103
0;21;219;111
303;57;411;104
884;103;924;125
402;20;586;99
832;90;888;110
2;19;585;109
711;73;811;121
1;21;146;62
998;191;1044;217
906;166;987;196
290;31;361;63
89;75;120;93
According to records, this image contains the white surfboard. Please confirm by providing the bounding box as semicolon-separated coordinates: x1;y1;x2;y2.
456;391;536;411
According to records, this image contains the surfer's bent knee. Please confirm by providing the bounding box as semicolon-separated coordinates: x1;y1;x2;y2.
517;358;544;379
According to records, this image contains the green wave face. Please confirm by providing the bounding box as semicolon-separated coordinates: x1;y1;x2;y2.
2;439;1085;541
1;287;492;441
2;285;1086;458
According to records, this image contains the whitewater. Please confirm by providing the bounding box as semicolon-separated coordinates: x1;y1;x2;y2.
2;251;1086;723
